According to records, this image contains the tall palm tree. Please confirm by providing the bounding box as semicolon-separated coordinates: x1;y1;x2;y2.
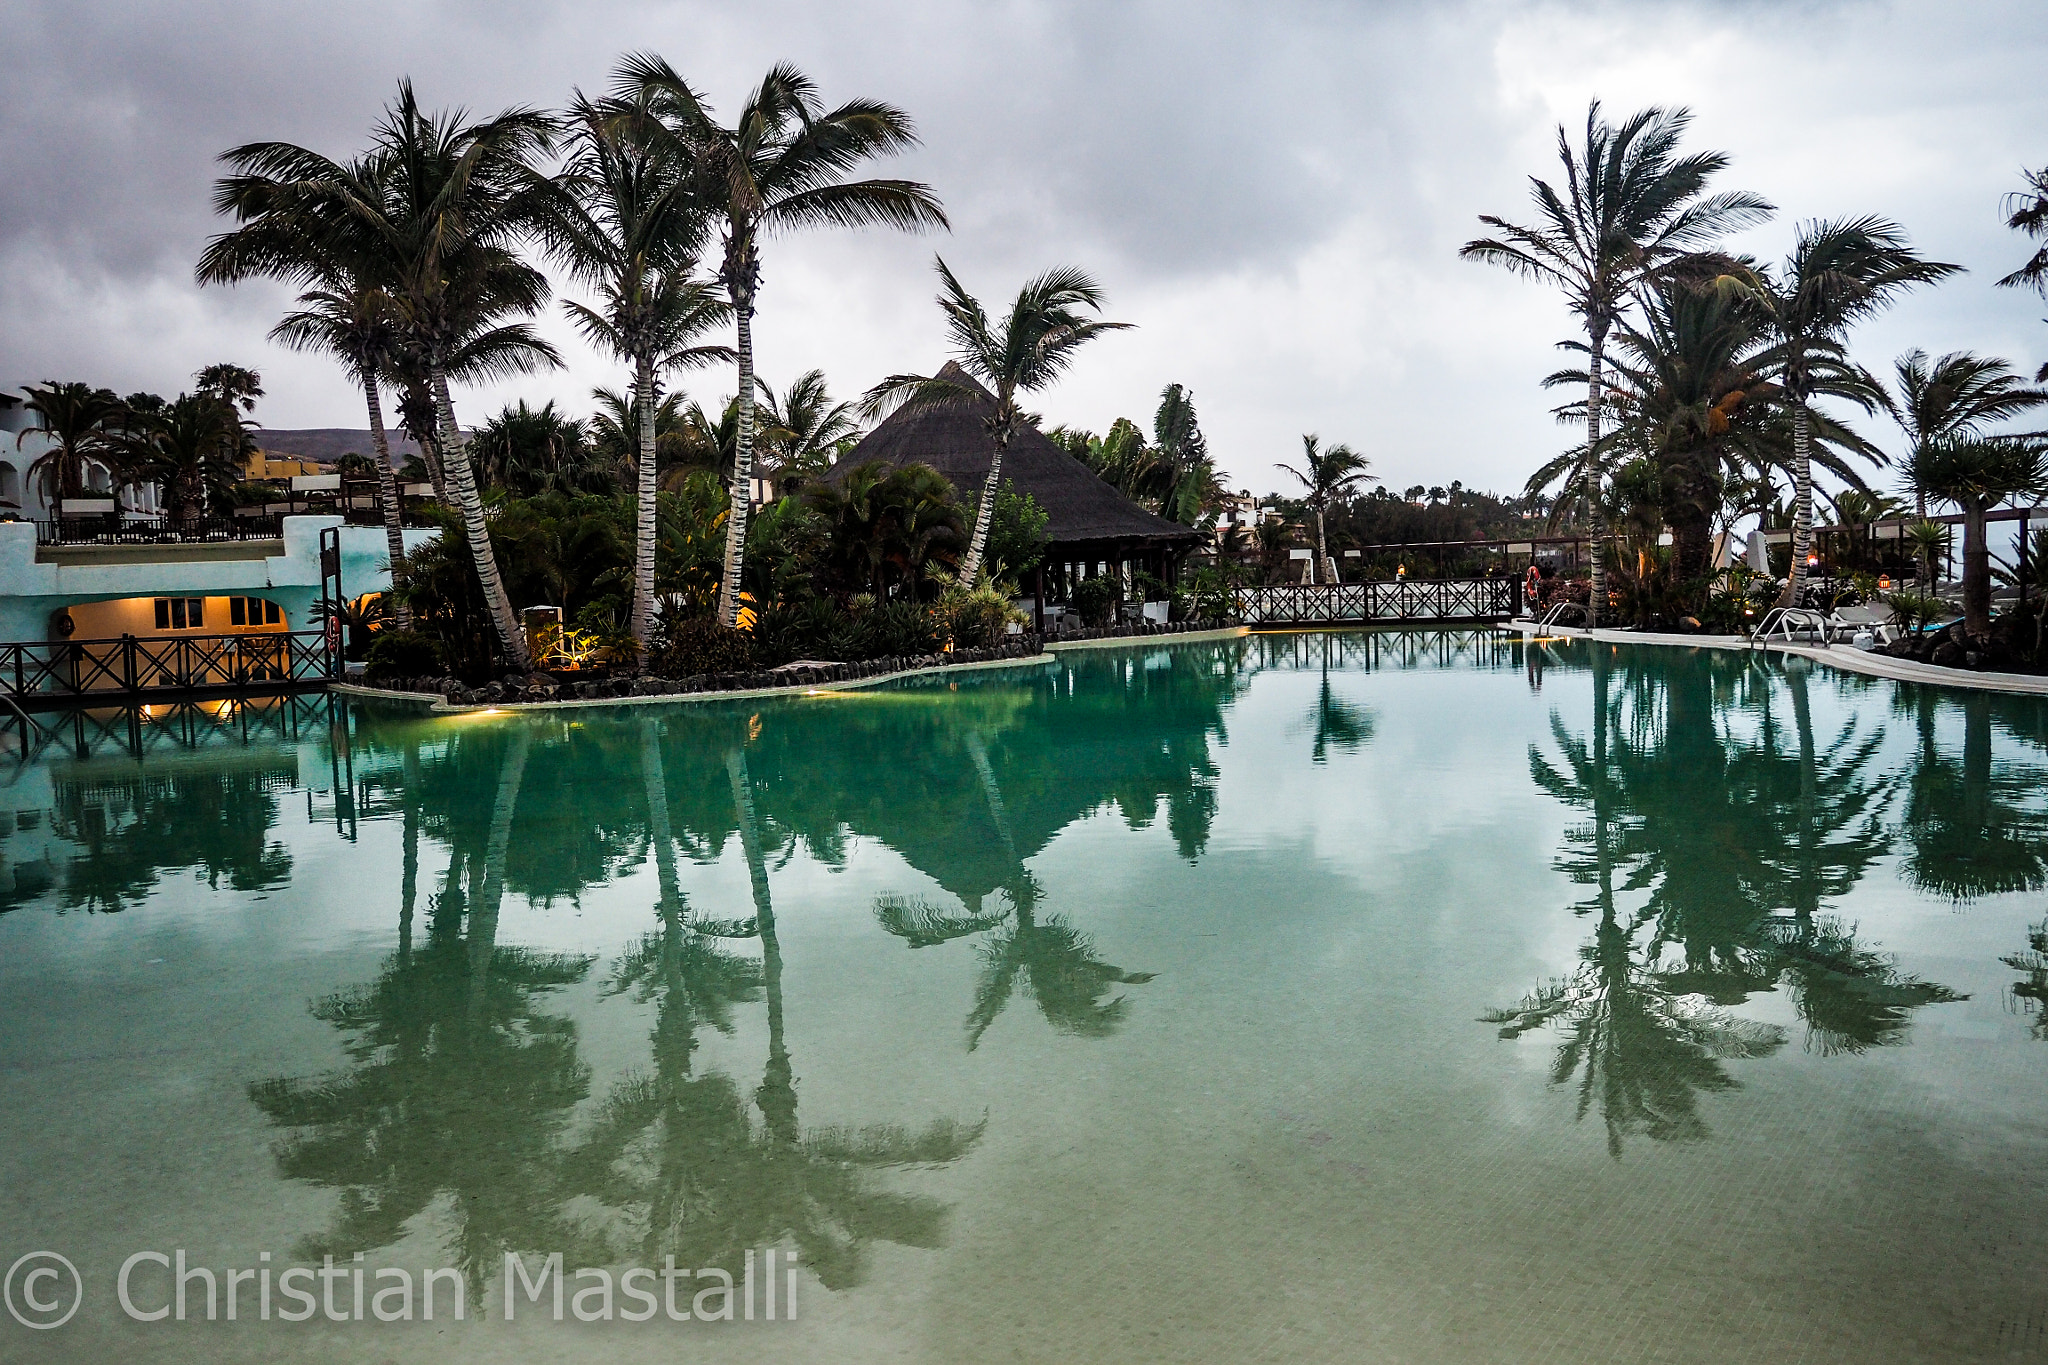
547;91;730;654
1998;165;2048;378
1885;349;2048;516
270;281;415;628
16;381;124;505
1463;101;1772;624
1737;219;1959;609
200;83;561;670
1906;434;2048;636
864;259;1130;586
621;55;948;628
1276;434;1373;584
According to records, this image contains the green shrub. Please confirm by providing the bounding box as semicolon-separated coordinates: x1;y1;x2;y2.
1071;576;1119;627
650;612;757;677
939;585;1021;649
1884;591;1952;633
852;601;941;656
363;630;445;682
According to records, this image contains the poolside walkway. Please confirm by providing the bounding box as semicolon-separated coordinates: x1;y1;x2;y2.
1507;620;2048;697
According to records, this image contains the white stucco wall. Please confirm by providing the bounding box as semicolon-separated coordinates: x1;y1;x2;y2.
0;517;439;641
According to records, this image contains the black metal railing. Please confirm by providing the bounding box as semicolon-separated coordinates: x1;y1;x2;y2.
33;515;286;545
0;631;333;706
1231;578;1522;625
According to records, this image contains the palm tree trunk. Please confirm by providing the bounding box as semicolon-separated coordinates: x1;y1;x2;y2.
643;719;682;925
726;745;795;1144
1962;501;1991;637
1778;400;1815;610
418;428;447;503
716;290;757;630
1586;338;1608;629
1313;503;1332;585
960;426;1012;588
363;372;412;632
632;356;660;657
469;724;531;1017
429;365;533;671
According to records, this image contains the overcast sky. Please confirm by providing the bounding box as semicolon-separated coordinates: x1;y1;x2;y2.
4;0;2045;498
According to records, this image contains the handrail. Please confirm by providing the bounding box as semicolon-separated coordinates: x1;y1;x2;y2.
0;630;332;702
1231;578;1521;626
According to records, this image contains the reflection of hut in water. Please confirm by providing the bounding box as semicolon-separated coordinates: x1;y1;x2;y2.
825;362;1204;628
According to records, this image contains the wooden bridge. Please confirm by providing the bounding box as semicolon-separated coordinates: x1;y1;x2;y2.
1231;578;1522;627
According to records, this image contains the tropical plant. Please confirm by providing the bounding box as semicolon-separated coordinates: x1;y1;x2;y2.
1463;101;1772;625
1731;219;1959;609
1884;349;2048;516
1905;435;2048;636
621;55;948;628
547;89;731;654
16;381;124;504
803;459;964;599
200;82;562;670
270;282;414;626
758;368;861;488
1276;434;1374;584
115;392;244;521
468;400;610;496
1998;165;2048;378
865;259;1128;585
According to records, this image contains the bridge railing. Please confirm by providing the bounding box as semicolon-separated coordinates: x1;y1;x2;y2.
1231;578;1521;625
0;631;334;705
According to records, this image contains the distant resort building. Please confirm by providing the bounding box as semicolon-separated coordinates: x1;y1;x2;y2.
828;363;1204;627
0;396;419;650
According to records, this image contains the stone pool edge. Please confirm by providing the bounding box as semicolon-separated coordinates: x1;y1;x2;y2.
1507;620;2048;697
331;628;1249;714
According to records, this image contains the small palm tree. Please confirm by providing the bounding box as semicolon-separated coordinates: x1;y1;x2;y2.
270;282;414;627
115;392;242;522
1462;101;1772;625
1276;435;1373;584
1906;435;2048;636
621;55;948;628
547;90;731;655
758;369;861;489
16;381;124;505
1737;219;1959;609
1885;349;2048;515
864;259;1130;586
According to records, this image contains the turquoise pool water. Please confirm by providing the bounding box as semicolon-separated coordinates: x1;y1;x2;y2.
1;631;2045;1363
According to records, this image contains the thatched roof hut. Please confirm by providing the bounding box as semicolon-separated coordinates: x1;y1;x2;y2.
826;364;1203;610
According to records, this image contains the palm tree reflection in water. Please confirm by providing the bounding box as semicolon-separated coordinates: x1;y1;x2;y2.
1489;650;1960;1155
248;725;601;1300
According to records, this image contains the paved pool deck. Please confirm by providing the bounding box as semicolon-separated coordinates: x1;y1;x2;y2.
1507;619;2048;697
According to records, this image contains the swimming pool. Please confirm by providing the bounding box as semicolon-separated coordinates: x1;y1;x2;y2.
2;631;2044;1363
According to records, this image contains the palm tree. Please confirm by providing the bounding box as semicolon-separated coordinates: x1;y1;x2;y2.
1885;349;2048;516
115;392;242;522
200;83;561;670
269;282;415;627
864;259;1130;585
621;55;948;628
1462;101;1772;625
1150;382;1218;526
16;381;123;505
1276;434;1373;584
1998;166;2048;378
758;368;860;489
1906;435;2048;636
1736;219;1959;609
548;91;730;655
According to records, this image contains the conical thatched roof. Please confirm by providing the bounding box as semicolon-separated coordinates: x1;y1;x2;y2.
827;362;1203;553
